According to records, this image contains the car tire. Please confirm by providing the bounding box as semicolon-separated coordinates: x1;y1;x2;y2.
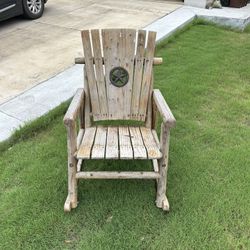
22;0;44;19
220;0;230;6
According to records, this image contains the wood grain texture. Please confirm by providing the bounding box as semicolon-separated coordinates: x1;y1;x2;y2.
140;127;162;159
153;89;176;127
77;127;96;159
119;126;133;159
131;30;146;119
102;29;136;120
91;30;108;118
105;126;119;159
63;88;84;125
76;171;160;179
76;126;161;160
91;126;107;159
81;30;100;119
84;68;92;128
139;31;157;120
129;126;147;159
65;122;78;211
156;124;170;211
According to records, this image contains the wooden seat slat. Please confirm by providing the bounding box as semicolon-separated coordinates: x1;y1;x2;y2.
77;127;96;159
129;126;147;159
119;126;133;159
140;127;162;159
91;126;107;159
105;126;119;159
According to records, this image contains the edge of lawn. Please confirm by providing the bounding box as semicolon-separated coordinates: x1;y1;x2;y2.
1;20;249;153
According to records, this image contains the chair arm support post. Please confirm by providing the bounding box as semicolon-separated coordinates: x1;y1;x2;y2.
160;123;170;162
63;88;84;126
63;89;84;211
153;89;176;128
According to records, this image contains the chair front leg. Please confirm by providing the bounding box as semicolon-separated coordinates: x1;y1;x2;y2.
156;123;170;211
64;122;78;212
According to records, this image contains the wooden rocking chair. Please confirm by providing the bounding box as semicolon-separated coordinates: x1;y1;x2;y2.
63;29;176;212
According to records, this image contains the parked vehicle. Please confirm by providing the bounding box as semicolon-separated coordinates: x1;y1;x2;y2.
0;0;47;21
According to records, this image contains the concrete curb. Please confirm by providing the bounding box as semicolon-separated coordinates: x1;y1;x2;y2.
0;5;249;142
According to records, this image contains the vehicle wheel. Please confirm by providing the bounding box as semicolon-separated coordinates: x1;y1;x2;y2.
22;0;44;19
220;0;230;6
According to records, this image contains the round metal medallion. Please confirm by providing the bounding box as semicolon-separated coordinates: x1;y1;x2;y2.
110;67;129;87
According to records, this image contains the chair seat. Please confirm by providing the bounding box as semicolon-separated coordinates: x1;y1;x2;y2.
77;126;162;160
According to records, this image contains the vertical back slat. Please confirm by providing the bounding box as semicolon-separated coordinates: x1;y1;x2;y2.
121;29;136;119
81;30;100;120
91;30;108;119
131;30;146;119
138;31;156;121
84;68;92;128
102;29;136;120
102;29;121;119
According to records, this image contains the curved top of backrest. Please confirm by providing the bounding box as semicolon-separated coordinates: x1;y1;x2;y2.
81;29;157;121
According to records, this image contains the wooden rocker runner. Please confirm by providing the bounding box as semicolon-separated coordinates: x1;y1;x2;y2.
63;29;176;212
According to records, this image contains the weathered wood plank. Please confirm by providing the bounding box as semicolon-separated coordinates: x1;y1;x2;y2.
151;129;160;148
102;29;122;119
65;122;78;210
91;30;108;118
77;127;96;159
140;127;162;159
131;30;146;119
129;126;147;159
91;126;107;159
84;68;92;128
102;29;136;120
156;124;170;211
77;128;84;149
119;126;133;159
145;74;154;128
63;88;84;126
76;171;160;179
81;30;100;119
153;89;176;127
139;31;156;120
120;29;136;119
105;126;119;159
77;159;83;172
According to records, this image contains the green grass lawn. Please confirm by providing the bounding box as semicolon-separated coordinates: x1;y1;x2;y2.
0;23;250;249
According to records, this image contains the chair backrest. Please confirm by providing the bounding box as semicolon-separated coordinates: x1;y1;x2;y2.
81;29;156;121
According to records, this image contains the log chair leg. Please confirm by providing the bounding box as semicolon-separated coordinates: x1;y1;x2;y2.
64;124;78;212
156;124;170;211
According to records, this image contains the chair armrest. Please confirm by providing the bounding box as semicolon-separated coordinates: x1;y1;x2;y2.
153;89;176;128
63;88;84;126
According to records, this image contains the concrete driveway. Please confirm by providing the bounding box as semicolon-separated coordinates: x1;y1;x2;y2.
0;0;182;104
